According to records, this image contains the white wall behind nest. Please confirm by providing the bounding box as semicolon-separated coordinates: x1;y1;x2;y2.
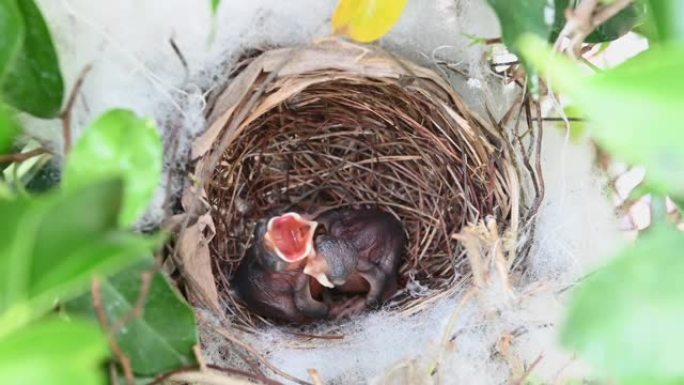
34;0;624;383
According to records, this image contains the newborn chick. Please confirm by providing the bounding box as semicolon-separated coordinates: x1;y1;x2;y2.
232;213;327;323
305;234;358;288
315;208;407;317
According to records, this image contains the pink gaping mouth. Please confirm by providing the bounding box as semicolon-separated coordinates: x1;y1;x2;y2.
266;213;317;262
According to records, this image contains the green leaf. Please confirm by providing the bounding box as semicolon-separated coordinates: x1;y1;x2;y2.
0;318;108;385
562;225;684;384
210;0;220;14
0;179;159;336
486;0;553;54
485;0;553;90
0;104;22;156
520;37;684;197
550;0;643;43
1;0;64;118
587;2;643;43
0;0;24;80
64;109;163;227
67;260;198;376
550;0;569;42
642;0;684;43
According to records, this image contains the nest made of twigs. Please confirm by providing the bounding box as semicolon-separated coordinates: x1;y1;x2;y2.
177;39;530;329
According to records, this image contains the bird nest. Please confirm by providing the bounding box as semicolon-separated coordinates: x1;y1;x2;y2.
174;39;534;330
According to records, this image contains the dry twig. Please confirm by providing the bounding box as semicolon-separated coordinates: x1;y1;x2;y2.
92;278;136;385
0;148;49;164
554;0;635;56
110;269;154;333
510;353;544;385
147;364;284;385
60;64;93;155
307;369;324;385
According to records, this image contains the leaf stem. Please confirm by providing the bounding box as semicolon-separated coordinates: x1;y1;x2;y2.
0;148;49;163
110;269;154;333
60;64;93;155
91;278;135;385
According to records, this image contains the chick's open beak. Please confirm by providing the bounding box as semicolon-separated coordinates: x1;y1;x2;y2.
303;253;335;288
264;212;318;263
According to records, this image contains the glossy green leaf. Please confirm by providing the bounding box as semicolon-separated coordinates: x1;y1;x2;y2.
520;36;684;197
551;0;643;43
1;0;64;118
64;109;163;227
0;318;108;385
67;260;198;375
550;0;569;42
588;2;643;43
485;0;552;91
562;225;684;384
486;0;552;53
643;0;684;43
0;180;158;336
0;104;21;156
0;0;24;80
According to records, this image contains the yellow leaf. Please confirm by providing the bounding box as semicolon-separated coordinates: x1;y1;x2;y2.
332;0;409;43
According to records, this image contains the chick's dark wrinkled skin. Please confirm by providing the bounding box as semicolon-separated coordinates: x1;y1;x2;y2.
251;220;289;271
315;235;358;286
316;208;407;310
304;234;359;288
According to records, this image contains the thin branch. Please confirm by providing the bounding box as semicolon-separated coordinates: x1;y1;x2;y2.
571;0;634;54
553;0;597;52
287;330;345;340
579;55;603;73
92;278;135;385
491;60;520;67
210;325;312;385
429;287;477;377
575;0;600;24
0;148;49;164
108;362;120;385
511;353;544;385
540;117;584;122
146;364;285;385
193;344;207;371
554;0;634;56
169;37;189;74
532;100;545;211
60;64;93;155
307;369;323;385
110;270;155;333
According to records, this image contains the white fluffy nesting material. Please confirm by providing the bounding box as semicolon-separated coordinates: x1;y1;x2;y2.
34;0;625;383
